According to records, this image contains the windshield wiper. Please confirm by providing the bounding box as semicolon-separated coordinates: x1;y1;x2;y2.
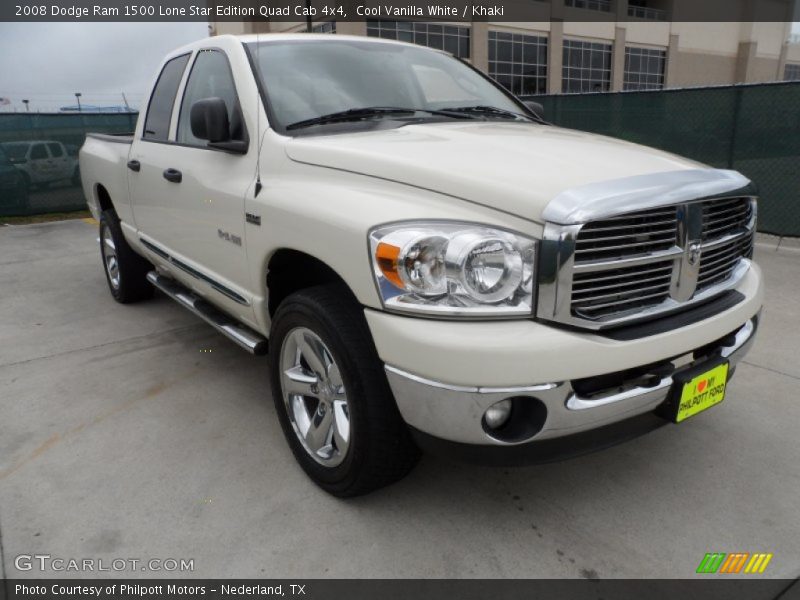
443;105;535;122
285;106;474;131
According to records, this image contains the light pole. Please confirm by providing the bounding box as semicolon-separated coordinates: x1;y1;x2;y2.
22;99;29;112
75;92;82;113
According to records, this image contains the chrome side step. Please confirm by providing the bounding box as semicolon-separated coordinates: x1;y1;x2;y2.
146;271;268;355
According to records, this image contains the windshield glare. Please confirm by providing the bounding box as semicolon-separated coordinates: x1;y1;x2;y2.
246;40;526;131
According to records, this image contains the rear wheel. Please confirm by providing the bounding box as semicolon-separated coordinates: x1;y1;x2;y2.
99;209;154;303
269;285;419;497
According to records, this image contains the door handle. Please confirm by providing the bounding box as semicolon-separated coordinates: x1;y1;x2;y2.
163;168;182;183
127;160;141;172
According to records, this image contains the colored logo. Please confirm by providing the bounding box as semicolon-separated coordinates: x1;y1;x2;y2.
696;553;773;574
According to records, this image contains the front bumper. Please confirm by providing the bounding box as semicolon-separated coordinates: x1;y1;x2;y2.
366;263;762;458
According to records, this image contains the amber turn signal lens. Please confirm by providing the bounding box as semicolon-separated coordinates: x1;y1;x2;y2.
376;242;404;289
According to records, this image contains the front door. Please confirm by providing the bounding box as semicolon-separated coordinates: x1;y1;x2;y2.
129;49;255;312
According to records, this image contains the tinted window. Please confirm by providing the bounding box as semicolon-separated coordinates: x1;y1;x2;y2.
47;143;64;157
31;144;48;160
143;53;190;141
177;50;244;146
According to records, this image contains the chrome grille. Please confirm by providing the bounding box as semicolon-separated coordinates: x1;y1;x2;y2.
701;197;753;240
571;260;674;319
537;195;756;330
574;208;678;263
697;230;754;291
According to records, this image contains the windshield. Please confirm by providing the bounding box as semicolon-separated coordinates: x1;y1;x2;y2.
246;40;529;133
2;143;28;160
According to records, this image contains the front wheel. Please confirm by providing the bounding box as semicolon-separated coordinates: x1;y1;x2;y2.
269;285;419;497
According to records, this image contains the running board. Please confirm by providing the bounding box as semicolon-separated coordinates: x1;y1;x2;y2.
147;271;268;355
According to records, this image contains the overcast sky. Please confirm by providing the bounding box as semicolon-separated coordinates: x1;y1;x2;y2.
1;21;799;112
0;23;208;112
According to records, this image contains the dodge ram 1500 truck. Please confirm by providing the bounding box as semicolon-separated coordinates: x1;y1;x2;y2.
80;34;763;496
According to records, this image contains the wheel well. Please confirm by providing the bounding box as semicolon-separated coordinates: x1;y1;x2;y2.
267;249;349;317
96;184;113;213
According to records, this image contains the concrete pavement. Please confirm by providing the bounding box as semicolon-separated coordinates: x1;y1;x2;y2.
1;220;798;580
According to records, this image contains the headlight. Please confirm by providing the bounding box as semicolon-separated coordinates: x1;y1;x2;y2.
369;222;536;317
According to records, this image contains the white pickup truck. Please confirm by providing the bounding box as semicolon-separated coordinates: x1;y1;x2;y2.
80;34;762;496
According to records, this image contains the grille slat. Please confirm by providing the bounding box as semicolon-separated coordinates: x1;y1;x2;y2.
572;272;672;296
572;281;673;305
568;197;754;322
578;218;678;233
572;263;673;285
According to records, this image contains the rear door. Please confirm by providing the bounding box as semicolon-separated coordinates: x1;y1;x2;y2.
46;142;71;180
29;143;53;182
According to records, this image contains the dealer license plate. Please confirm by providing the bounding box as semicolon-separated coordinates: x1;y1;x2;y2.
671;361;730;423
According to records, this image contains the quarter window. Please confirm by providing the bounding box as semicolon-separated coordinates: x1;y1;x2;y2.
562;39;612;94
177;50;245;147
143;53;190;141
367;20;471;59
488;31;548;96
624;47;667;91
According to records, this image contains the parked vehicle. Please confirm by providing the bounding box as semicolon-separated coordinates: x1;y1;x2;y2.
2;140;80;188
0;144;29;212
80;35;763;496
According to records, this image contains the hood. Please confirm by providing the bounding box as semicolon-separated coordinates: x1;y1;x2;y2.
285;121;704;223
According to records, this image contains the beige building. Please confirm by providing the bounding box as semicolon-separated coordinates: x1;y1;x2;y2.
211;0;800;94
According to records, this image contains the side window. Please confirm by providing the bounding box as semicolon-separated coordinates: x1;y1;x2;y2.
47;143;64;157
30;144;48;160
143;54;190;141
177;50;245;146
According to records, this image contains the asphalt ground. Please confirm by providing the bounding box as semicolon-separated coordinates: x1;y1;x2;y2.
1;219;798;581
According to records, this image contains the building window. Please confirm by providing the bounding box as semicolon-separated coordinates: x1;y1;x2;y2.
785;63;800;81
312;21;336;34
488;31;548;96
627;0;667;20
624;47;667;91
565;0;611;12
366;20;470;59
562;39;612;93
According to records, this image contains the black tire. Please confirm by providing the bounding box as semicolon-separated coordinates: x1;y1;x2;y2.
99;208;154;303
269;285;420;497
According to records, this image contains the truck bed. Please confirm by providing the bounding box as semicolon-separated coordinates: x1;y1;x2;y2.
85;132;133;144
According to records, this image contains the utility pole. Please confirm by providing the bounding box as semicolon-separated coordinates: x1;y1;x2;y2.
75;92;82;112
22;99;29;112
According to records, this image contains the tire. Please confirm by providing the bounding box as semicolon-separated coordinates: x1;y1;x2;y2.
99;208;154;303
269;285;419;497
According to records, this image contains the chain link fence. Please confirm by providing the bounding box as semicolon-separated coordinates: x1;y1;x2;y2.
2;83;798;235
526;81;800;236
0;112;136;216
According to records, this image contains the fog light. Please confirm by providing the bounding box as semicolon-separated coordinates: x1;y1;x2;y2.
484;399;513;430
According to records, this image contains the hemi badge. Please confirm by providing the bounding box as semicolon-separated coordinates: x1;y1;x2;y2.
245;213;261;226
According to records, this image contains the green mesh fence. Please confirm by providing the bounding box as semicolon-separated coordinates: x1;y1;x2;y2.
528;81;800;236
2;83;799;234
0;113;137;217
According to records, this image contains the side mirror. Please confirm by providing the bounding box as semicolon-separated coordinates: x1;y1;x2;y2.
523;100;545;120
190;97;230;143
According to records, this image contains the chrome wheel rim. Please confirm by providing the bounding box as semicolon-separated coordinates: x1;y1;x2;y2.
101;226;120;290
280;327;350;467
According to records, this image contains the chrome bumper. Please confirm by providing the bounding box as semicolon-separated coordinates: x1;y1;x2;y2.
385;317;758;446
